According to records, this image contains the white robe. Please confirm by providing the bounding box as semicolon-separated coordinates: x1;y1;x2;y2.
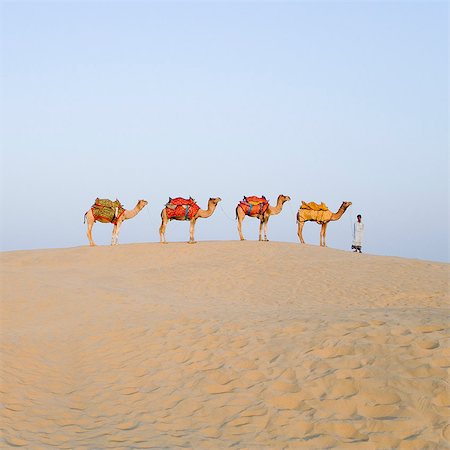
353;221;364;246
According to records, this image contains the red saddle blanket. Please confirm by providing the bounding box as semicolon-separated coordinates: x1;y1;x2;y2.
165;197;200;220
238;196;269;217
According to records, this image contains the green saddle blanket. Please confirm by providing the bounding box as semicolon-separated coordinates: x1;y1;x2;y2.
91;198;124;223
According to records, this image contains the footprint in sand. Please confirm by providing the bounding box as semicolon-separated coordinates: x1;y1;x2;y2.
240;405;268;418
332;422;369;443
266;393;304;410
235;370;266;388
4;436;29;447
270;379;300;393
201;427;222;438
205;383;235;394
414;324;446;333
206;369;238;386
374;391;402;406
443;424;450;441
358;403;400;419
417;339;440;350
116;421;140;431
433;390;450;407
327;378;358;399
314;345;354;359
282;419;315;439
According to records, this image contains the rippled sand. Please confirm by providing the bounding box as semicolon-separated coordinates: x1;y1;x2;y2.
1;241;449;449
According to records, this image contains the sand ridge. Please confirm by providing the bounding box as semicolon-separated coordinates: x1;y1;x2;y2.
1;241;449;449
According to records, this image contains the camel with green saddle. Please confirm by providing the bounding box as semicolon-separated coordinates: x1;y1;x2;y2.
84;199;148;246
236;194;291;241
297;201;352;247
159;197;222;244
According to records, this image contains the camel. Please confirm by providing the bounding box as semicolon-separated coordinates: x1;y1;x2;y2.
236;194;291;241
159;197;222;244
297;201;352;247
84;199;148;246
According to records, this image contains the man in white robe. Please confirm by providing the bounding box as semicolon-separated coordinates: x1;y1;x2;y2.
352;214;364;253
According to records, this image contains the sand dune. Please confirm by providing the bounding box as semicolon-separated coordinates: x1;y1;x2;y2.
1;241;449;449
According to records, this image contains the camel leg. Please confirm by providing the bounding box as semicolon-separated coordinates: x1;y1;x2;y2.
263;218;269;241
322;223;328;247
111;224;117;245
237;208;245;241
159;212;168;244
188;219;197;244
320;223;327;247
259;219;263;241
297;221;305;244
113;220;123;245
159;220;166;243
87;219;95;246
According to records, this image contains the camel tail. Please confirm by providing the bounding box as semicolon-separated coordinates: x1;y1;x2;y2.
83;211;88;224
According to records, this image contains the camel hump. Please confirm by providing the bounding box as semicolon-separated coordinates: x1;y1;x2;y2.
301;201;328;211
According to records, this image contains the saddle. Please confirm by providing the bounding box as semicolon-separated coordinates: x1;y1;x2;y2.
91;198;125;224
238;195;269;218
300;201;328;211
165;197;200;220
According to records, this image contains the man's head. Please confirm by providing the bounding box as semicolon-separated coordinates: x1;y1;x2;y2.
357;214;362;222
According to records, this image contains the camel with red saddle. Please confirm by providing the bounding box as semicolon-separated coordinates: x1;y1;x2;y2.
84;199;148;246
159;197;222;244
236;194;291;241
297;201;352;247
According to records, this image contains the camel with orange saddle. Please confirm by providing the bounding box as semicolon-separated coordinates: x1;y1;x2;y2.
236;194;291;241
159;197;222;244
84;198;148;246
297;201;352;247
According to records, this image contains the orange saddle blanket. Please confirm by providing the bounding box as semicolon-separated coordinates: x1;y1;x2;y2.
238;196;269;217
165;197;200;220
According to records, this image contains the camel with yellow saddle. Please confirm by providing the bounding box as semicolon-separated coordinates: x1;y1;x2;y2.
297;201;352;247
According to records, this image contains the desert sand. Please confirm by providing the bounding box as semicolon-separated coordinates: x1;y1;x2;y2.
1;241;449;449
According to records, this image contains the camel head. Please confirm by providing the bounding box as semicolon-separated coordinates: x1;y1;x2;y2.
209;197;222;206
342;201;352;209
138;200;149;209
278;194;291;204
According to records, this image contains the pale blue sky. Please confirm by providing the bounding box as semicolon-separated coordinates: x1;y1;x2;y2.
0;1;448;261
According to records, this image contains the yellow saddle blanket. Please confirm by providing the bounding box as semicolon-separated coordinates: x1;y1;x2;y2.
301;201;328;211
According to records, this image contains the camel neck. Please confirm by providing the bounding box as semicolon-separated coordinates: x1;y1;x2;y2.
125;203;142;219
269;197;284;215
200;202;217;218
331;204;347;221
